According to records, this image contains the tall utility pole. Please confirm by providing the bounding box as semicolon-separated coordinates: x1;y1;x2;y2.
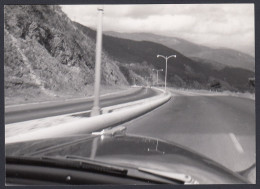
157;55;176;92
91;7;104;117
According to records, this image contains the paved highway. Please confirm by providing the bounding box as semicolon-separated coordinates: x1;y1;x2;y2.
5;87;158;124
123;89;255;173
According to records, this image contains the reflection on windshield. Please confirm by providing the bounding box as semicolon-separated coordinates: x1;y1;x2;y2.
148;140;165;154
90;137;99;160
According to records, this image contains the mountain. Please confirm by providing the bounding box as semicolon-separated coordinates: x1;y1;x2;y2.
4;4;255;103
77;23;254;92
4;5;128;100
105;31;255;72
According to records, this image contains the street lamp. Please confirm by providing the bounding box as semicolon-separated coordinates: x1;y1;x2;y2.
91;7;104;117
152;69;163;86
157;54;176;92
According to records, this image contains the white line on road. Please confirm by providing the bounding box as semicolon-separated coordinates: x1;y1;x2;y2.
229;133;244;153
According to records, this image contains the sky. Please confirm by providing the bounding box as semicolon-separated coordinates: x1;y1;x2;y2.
61;4;255;56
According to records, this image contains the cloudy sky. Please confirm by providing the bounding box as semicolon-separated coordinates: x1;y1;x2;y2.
61;4;255;56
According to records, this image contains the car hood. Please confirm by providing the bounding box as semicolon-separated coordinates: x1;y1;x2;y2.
5;133;249;184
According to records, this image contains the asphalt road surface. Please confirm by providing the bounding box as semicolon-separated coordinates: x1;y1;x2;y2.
5;87;158;124
123;89;255;172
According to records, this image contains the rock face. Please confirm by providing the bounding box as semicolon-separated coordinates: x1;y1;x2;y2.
4;5;128;99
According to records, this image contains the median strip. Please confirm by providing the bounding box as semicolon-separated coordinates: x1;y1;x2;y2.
5;88;171;144
5;87;142;113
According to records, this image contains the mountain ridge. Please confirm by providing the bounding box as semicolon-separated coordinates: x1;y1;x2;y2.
104;31;255;71
77;22;254;92
4;5;255;105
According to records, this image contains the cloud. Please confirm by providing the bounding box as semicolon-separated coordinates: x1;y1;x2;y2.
61;4;255;56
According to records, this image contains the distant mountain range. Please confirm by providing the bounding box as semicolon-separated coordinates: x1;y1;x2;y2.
77;23;254;92
105;31;255;72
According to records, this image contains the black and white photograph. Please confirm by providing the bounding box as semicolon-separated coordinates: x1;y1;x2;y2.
4;2;256;185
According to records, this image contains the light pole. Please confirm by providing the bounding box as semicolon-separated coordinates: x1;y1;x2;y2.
91;7;104;117
157;54;176;92
152;69;163;86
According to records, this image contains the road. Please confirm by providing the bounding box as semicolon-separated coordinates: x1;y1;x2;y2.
122;89;255;172
5;87;158;124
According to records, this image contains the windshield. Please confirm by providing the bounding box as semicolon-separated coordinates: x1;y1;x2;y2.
4;3;255;185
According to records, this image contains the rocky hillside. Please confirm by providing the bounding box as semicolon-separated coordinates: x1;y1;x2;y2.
4;5;128;101
105;31;255;71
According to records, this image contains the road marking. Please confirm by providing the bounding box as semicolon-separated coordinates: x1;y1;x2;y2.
229;133;244;153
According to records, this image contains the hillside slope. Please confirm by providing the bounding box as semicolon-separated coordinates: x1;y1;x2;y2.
105;31;255;71
79;23;254;92
4;5;128;102
4;4;255;104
